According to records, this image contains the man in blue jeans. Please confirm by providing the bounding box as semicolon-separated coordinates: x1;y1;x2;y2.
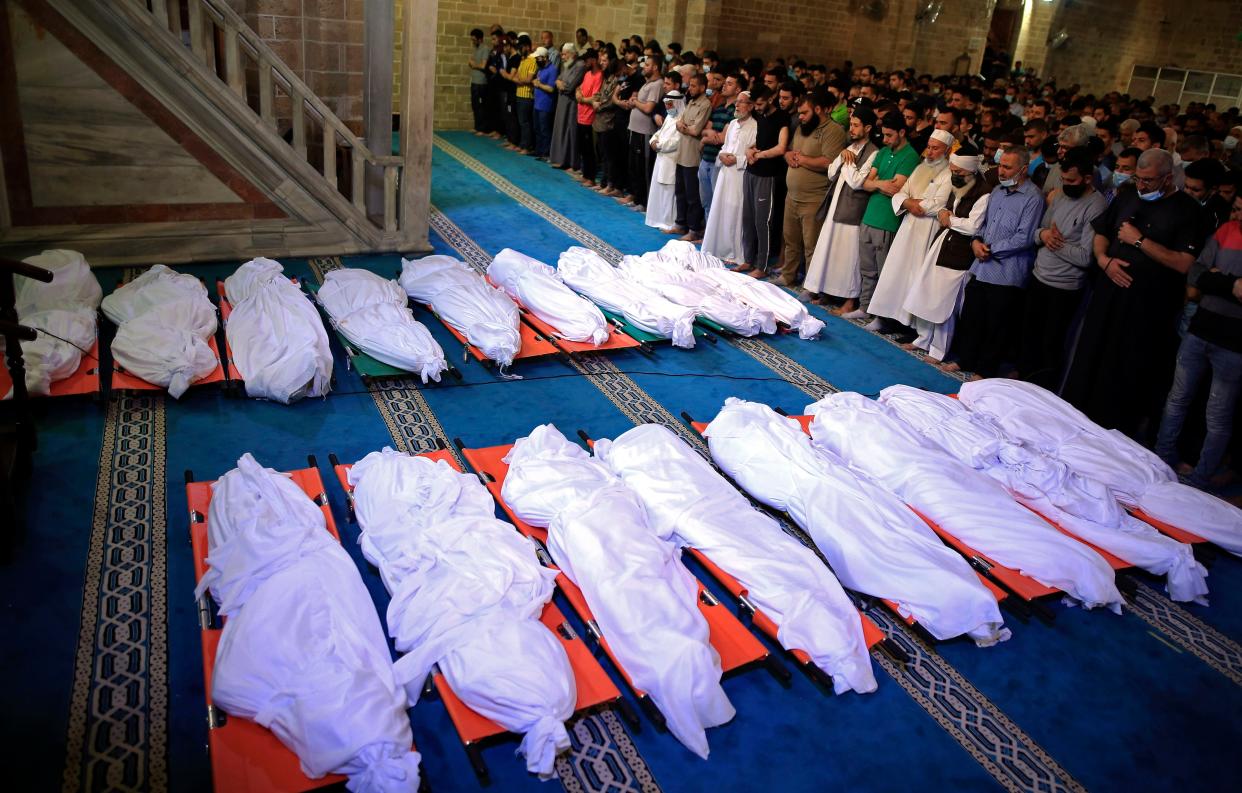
532;47;558;159
1155;193;1242;489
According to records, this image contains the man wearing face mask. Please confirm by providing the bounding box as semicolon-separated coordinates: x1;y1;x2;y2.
940;146;1044;379
1102;147;1138;204
697;73;741;219
900;147;993;362
645;91;685;232
866;129;956;331
1017;149;1108;388
1062;148;1203;436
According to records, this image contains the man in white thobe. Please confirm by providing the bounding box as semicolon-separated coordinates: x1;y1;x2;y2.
800;107;879;309
701;92;758;263
865;128;955;331
901;149;992;361
645;91;684;232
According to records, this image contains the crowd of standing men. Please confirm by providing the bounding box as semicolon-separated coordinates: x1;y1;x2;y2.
466;25;1242;494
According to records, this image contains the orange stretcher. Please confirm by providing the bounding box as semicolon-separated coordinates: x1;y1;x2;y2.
572;428;907;688
484;277;646;355
107;274;227;393
458;439;788;728
110;333;227;392
0;337;102;399
216;278;331;397
940;393;1210;551
328;444;633;783
186;456;374;793
683;413;1018;632
216;279;243;391
777;413;1088;621
409;296;561;365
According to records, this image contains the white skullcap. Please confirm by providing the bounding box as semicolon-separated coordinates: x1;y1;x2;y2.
949;152;982;172
929;129;956;147
561;42;576;53
533;47;549;59
1224;136;1238;151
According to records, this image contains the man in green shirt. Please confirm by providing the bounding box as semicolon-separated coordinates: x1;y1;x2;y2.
844;110;921;320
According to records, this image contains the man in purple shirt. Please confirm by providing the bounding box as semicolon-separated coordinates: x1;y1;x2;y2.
942;147;1045;378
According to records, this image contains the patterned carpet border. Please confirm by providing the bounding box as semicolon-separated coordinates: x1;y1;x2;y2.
62;393;168;793
429;206;663;793
429;200;1093;793
1128;581;1242;686
308;256;466;468
433;134;837;400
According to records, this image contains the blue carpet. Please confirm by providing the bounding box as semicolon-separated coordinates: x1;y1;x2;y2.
426;133;1242;792
6;135;1242;793
0;400;105;791
434;131;959;398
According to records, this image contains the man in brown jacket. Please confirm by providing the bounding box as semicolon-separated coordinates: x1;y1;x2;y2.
780;87;847;285
673;73;712;241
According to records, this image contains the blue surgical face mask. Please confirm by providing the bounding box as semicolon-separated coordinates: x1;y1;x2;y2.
1112;171;1132;187
1004;94;1014;103
1139;187;1164;201
705;88;714;97
993;148;1004;164
999;177;1017;188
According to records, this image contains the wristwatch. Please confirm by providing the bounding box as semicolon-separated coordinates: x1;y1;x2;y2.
1134;235;1145;249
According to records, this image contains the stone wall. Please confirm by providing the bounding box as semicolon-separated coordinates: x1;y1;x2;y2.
244;0;366;131
1011;0;1056;77
714;0;994;78
235;0;1242;132
1040;0;1242;95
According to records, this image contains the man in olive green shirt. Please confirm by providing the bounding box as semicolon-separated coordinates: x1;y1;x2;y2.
780;88;847;285
843;110;921;319
673;73;713;240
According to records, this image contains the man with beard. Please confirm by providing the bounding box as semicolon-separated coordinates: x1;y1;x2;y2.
942;146;1045;378
549;44;584;170
737;87;790;277
672;73;713;242
702;91;759;263
907;97;934;154
845;111;921;321
1061;148;1203;436
699;73;743;217
866;129;956;331
779;88;847;286
801;108;879;309
1017;148;1107;387
900;147;993;362
618;55;663;211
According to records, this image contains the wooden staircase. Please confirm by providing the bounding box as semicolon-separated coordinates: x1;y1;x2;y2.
0;0;434;264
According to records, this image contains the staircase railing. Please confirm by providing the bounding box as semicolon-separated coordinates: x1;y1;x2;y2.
132;0;402;234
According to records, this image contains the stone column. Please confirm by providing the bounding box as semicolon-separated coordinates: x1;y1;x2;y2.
398;0;435;250
363;0;392;218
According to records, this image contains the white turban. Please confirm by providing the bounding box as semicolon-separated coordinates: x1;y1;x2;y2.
949;152;982;172
929;129;956;147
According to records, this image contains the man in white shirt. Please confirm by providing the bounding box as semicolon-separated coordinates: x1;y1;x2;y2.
702;92;758;263
800;107;879;308
866;129;955;331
